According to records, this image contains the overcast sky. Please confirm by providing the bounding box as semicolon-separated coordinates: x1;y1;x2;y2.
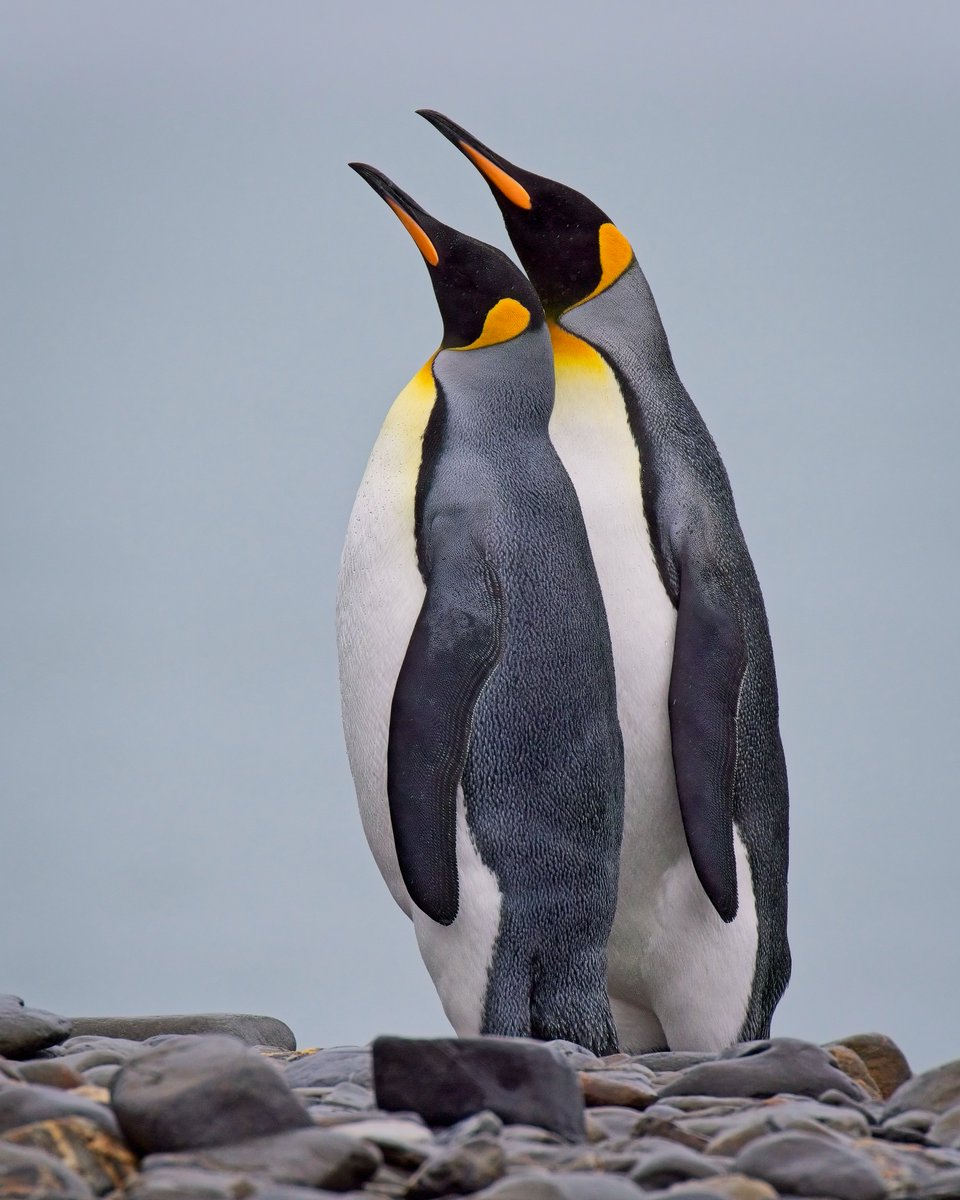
2;2;959;1070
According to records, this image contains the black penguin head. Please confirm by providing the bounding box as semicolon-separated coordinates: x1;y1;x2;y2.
349;162;544;350
417;110;635;319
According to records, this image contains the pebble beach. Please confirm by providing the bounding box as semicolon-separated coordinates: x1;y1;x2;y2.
3;993;960;1198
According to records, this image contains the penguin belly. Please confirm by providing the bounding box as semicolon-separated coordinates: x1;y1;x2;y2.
548;324;759;1051
337;363;434;915
337;364;504;1028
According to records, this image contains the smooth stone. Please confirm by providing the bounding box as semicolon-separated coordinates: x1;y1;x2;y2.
142;1126;380;1190
281;1047;372;1089
124;1165;351;1198
0;1083;119;1136
0;1061;22;1084
833;1033;912;1100
373;1037;586;1142
666;1176;779;1199
886;1057;960;1118
579;1069;656;1109
331;1118;433;1168
735;1130;887;1200
630;1144;725;1187
853;1136;943;1193
585;1106;643;1142
407;1136;505;1197
629;1113;709;1150
473;1172;647;1198
111;1034;311;1154
0;1141;94;1198
323;1081;374;1110
825;1045;882;1099
660;1038;862;1102
706;1097;872;1155
1;1115;136;1194
877;1107;935;1144
639;1052;719;1072
544;1041;602;1069
930;1104;960;1147
437;1111;504;1144
14;1060;84;1089
919;1169;960;1198
0;996;72;1060
69;1014;296;1050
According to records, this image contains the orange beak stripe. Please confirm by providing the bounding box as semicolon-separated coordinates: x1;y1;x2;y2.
461;144;532;210
387;198;439;266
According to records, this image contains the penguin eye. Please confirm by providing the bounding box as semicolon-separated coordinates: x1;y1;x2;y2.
454;297;531;350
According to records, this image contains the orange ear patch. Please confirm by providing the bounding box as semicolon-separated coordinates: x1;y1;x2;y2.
460;145;532;210
456;297;531;350
571;223;634;308
386;198;439;266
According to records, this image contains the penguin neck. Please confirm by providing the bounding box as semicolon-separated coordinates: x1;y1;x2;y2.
558;261;677;381
432;326;554;439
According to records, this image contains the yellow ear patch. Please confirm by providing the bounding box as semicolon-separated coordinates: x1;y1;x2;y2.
387;198;439;266
571;223;634;309
456;297;531;350
461;144;532;210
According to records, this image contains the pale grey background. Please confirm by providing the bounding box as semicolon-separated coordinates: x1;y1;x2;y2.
2;2;958;1069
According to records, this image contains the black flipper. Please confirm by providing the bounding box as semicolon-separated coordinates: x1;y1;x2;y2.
668;555;745;923
388;526;504;925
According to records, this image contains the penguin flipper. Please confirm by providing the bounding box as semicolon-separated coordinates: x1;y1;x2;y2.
668;558;746;923
388;531;504;926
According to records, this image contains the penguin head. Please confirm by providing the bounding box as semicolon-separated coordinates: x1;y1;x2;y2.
417;110;635;319
349;162;545;351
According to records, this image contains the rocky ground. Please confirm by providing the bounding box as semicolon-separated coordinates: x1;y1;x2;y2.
2;994;960;1199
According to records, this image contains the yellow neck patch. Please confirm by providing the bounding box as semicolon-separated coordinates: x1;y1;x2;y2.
454;297;531;350
461;144;532;210
569;223;634;310
386;198;439;266
548;320;607;375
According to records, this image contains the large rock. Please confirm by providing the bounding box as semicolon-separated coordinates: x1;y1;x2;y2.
69;1014;296;1050
0;1141;94;1198
373;1037;585;1142
141;1127;380;1190
659;1038;863;1102
111;1034;311;1154
833;1033;912;1100
1;1115;136;1194
0;996;72;1060
886;1058;960;1119
735;1130;887;1200
0;1083;119;1137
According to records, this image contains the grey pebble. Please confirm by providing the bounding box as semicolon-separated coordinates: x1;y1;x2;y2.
281;1046;372;1089
141;1126;381;1191
637;1051;719;1072
887;1057;960;1119
660;1038;863;1103
68;1012;296;1049
0;994;72;1060
111;1033;311;1154
473;1172;646;1198
0;1140;94;1199
630;1144;726;1187
735;1129;887;1200
407;1136;506;1198
0;1080;120;1136
930;1104;960;1148
878;1106;935;1143
124;1165;356;1198
437;1110;505;1144
323;1081;375;1110
373;1036;586;1142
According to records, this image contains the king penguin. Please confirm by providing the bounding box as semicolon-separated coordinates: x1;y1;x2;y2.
419;111;791;1051
336;163;625;1054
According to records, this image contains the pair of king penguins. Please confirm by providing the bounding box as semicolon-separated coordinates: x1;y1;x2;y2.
337;111;790;1055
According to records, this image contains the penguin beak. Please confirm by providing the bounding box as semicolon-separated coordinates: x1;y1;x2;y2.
348;162;440;266
416;111;532;211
